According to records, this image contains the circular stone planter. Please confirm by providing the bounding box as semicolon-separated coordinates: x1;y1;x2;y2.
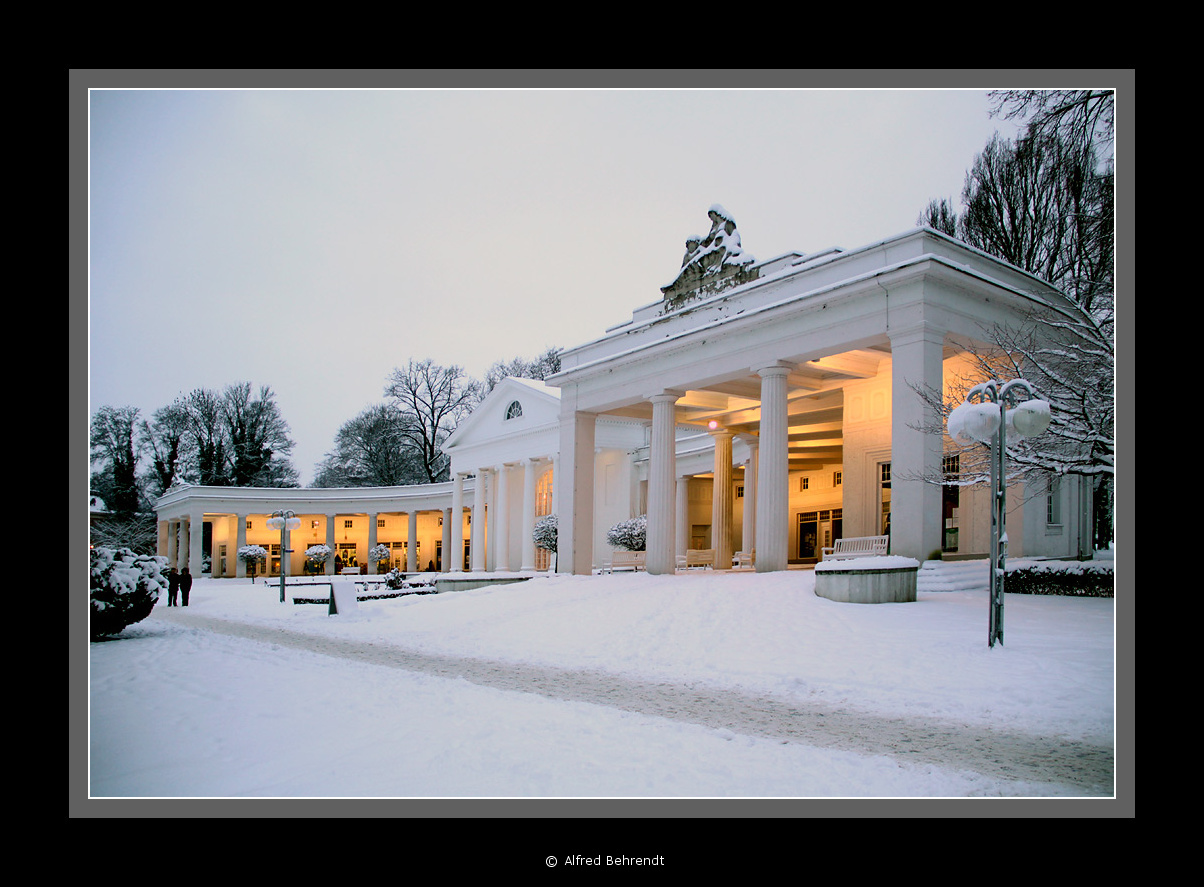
814;556;920;604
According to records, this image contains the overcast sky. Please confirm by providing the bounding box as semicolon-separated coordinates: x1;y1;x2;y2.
88;85;1030;486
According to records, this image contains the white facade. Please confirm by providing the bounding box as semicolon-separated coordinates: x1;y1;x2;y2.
154;222;1096;578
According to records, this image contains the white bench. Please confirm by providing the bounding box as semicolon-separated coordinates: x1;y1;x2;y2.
732;550;755;569
607;550;646;572
821;535;889;561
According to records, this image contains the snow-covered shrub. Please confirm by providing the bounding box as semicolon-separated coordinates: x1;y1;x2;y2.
368;543;392;573
384;568;405;590
532;514;558;552
606;515;647;551
304;544;332;568
238;544;268;578
90;547;168;640
1006;562;1114;597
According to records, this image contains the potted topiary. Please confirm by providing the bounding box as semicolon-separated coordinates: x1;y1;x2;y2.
533;514;558;572
304;543;332;575
238;544;268;582
368;543;392;574
606;515;647;551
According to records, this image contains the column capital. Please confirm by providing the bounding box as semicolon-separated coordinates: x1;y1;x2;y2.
753;360;795;378
646;388;686;403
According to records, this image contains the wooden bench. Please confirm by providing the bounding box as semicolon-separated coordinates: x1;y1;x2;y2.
821;535;890;561
732;550;755;569
607;550;646;572
681;549;715;570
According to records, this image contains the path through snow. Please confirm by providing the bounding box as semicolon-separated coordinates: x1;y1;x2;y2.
152;607;1114;795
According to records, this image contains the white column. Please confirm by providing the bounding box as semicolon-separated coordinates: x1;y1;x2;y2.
557;410;596;574
889;323;946;560
368;512;378;573
676;474;690;560
755;362;792;572
495;464;513;572
188;509;203;575
408;510;419;572
647;390;684;575
711;428;734;569
741;437;758;557
325;515;336;575
471;470;487;572
441;508;452;572
521;458;540;571
451;473;466;572
236;514;247;578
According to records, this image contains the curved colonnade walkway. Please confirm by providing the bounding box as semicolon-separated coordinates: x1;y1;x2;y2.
153;608;1114;796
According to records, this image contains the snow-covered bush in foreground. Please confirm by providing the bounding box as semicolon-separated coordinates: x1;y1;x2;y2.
606;515;647;551
90;547;168;640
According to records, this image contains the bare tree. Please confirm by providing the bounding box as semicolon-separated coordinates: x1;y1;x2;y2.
90;405;143;514
184;387;229;485
916;197;958;237
384;359;481;483
313;403;427;487
989;89;1115;158
139;397;191;498
483;346;562;393
222;382;298;487
179;384;297;487
913;91;1115;547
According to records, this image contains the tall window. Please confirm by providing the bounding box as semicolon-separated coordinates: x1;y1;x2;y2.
535;467;554;570
1046;475;1063;526
880;462;892;537
942;455;960;552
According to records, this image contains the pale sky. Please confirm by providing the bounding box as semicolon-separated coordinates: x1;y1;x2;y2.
87;82;1030;485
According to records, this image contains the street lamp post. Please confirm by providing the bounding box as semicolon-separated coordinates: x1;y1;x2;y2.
948;379;1051;648
266;510;301;603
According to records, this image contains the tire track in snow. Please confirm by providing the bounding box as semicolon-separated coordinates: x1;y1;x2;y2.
153;609;1113;795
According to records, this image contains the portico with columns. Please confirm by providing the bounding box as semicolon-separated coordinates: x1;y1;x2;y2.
154;483;467;579
545;218;1089;574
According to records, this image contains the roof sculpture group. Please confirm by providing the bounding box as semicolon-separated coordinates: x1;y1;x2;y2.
660;204;759;310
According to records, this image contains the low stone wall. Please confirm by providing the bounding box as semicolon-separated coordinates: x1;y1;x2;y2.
814;556;920;604
435;574;533;593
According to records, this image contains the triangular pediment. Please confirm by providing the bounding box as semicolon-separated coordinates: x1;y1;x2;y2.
442;377;561;452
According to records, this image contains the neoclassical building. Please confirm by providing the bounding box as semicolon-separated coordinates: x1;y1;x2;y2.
155;210;1097;578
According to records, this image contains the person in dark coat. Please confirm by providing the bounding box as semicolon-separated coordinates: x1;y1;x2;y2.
180;567;193;607
167;568;180;607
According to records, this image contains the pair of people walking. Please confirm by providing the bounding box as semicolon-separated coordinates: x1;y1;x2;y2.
166;567;193;607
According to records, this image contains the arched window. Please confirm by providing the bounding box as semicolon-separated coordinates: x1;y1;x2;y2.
505;400;523;420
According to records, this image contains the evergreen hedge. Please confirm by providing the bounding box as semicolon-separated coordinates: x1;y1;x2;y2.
1006;562;1114;598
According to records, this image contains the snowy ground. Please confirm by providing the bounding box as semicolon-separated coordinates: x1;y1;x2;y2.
84;559;1122;809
